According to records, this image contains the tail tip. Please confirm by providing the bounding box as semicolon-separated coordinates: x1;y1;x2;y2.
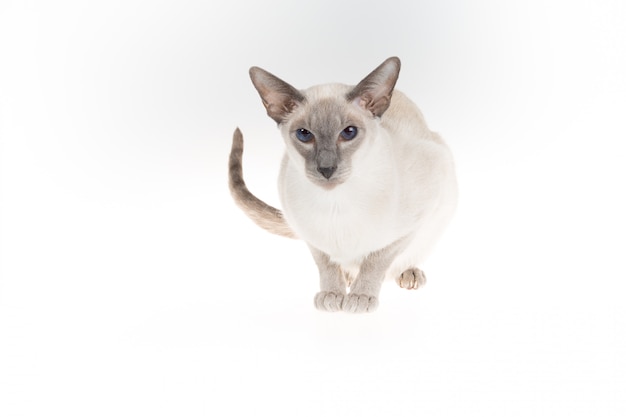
232;127;244;146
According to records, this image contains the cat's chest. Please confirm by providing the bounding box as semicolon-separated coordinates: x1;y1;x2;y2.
280;175;400;262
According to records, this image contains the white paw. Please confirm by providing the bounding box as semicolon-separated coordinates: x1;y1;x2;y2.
314;291;344;312
396;268;426;290
341;294;379;313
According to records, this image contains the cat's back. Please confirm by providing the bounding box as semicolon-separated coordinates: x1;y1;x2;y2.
382;90;453;170
382;90;438;142
382;90;457;215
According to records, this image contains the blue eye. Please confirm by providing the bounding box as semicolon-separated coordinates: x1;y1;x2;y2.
295;128;313;143
340;126;358;140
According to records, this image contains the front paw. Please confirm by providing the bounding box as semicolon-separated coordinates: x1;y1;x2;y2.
341;294;378;313
314;291;345;312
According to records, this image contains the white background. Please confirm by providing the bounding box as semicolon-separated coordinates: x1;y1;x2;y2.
1;1;625;416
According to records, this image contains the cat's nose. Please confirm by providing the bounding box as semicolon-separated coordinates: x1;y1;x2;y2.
317;166;337;179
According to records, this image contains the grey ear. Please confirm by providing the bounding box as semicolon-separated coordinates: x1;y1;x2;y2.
249;67;305;124
347;57;401;117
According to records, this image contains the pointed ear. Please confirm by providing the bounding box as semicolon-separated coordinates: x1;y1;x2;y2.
347;57;401;117
249;67;305;124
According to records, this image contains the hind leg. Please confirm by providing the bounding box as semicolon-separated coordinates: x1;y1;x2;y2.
396;268;427;290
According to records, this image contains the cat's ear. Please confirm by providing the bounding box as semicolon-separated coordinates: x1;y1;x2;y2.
347;57;401;118
249;67;305;124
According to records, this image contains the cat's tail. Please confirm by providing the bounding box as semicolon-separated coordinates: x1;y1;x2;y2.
228;128;296;239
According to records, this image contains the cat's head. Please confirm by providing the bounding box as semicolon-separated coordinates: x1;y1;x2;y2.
249;57;401;189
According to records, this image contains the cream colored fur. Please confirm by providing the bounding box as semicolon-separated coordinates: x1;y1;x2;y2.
229;57;457;312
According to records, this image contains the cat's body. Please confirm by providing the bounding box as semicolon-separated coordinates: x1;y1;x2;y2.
229;57;457;313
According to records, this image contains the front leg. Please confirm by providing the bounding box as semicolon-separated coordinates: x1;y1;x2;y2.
309;246;347;312
344;237;408;313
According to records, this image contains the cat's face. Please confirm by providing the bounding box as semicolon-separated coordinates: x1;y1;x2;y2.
249;57;400;189
279;84;375;188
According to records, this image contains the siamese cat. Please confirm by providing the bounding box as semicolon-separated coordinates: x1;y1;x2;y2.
229;57;457;313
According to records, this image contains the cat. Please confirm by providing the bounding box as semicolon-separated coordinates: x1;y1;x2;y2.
229;57;457;313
